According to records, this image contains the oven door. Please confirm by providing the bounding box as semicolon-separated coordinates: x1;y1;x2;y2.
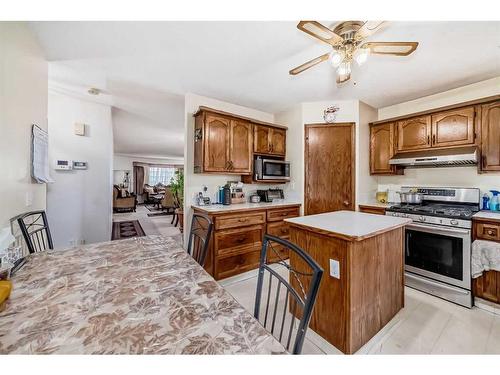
261;159;290;180
404;223;471;289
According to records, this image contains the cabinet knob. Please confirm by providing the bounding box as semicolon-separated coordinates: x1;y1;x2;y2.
487;230;494;235
238;218;248;222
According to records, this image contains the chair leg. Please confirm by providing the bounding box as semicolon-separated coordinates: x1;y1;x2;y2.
175;216;179;227
171;213;176;224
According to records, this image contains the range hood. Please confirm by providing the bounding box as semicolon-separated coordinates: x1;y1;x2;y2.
389;146;478;167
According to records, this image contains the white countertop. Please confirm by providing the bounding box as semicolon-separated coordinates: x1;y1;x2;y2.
285;210;412;240
473;211;500;220
192;200;301;213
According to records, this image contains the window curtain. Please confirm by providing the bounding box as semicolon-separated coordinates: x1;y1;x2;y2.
134;166;145;195
148;166;177;185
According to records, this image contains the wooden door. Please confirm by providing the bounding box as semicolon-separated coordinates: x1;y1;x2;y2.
253;125;271;154
370;122;397;175
305;124;355;215
270;128;286;156
431;106;475;148
481;100;500;172
229;119;252;174
204;114;230;172
396;115;432;152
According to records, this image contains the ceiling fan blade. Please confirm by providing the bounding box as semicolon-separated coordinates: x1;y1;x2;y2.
297;21;343;46
361;42;419;56
336;72;351;84
355;21;386;39
289;53;330;75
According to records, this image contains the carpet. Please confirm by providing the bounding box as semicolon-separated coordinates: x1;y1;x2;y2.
147;211;173;217
112;220;146;240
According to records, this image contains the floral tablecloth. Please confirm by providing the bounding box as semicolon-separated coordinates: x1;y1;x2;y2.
0;235;286;354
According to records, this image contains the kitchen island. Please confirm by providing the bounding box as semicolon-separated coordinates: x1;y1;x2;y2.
285;210;411;354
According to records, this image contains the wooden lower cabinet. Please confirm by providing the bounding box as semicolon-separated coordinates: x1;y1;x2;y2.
472;217;500;304
193;205;300;280
358;205;386;215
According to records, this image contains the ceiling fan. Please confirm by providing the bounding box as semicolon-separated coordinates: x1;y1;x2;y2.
290;21;419;84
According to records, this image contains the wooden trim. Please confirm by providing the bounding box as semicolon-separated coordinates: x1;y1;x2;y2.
370;95;500;126
193;106;288;130
304;123;356;216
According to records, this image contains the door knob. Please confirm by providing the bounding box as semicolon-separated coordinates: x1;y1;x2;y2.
343;200;349;206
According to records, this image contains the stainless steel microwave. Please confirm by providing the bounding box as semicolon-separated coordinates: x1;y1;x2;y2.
254;157;290;181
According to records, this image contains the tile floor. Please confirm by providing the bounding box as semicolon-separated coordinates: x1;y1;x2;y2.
219;265;500;355
113;205;181;238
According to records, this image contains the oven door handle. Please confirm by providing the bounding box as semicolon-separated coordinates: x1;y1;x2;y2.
406;223;470;236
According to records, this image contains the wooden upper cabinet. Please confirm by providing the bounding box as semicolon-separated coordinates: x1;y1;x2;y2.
253;125;271;154
229;119;252;173
253;125;286;156
204;114;230;172
270;128;286;156
431;106;475;148
481;100;500;172
370;122;398;175
396;115;432;152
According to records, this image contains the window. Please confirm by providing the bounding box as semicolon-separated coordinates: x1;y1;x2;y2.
148;167;176;186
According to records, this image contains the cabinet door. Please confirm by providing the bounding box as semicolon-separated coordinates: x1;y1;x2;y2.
481;100;500;172
396;116;432;152
370;122;397;174
253;125;271;153
204;114;230;172
229;119;253;174
431;106;475;148
270;128;286;156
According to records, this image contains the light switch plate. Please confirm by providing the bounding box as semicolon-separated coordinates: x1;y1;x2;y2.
74;122;86;136
329;259;340;279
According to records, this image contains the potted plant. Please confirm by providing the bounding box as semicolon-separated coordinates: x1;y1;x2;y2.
170;169;184;232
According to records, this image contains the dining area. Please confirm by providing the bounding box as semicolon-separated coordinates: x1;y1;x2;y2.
0;211;323;355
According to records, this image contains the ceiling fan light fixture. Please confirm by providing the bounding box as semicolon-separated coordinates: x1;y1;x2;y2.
337;61;351;76
329;49;344;67
354;48;369;66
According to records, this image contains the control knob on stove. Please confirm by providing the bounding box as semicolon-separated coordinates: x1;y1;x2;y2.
450;219;459;226
419;216;426;222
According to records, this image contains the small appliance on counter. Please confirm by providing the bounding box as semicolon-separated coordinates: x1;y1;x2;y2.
257;188;284;203
249;195;261;203
230;182;245;204
375;191;388;203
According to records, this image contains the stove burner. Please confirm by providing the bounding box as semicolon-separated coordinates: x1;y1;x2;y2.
387;203;476;219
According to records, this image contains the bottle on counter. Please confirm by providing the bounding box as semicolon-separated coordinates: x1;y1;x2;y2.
482;194;491;210
222;185;231;205
490;190;500;211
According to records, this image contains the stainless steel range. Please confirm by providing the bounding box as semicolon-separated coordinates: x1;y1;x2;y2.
385;187;480;308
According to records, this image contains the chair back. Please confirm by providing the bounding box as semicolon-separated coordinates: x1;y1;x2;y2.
161;187;175;208
253;235;323;354
17;211;54;254
187;214;213;267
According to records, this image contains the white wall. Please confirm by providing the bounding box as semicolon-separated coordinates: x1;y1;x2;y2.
376;77;500;195
47;91;114;247
184;93;277;243
0;22;48;228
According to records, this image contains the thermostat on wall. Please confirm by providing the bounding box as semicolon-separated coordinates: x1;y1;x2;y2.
55;160;73;170
73;161;88;170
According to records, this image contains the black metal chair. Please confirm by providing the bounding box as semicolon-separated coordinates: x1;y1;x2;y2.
17;210;54;254
253;234;323;354
187;214;213;267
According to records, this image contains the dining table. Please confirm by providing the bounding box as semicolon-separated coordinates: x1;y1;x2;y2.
0;235;287;354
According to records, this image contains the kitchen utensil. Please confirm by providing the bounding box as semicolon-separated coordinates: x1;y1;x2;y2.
398;192;423;205
250;195;261;203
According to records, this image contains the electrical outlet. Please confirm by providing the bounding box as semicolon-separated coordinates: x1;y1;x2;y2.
329;259;340;279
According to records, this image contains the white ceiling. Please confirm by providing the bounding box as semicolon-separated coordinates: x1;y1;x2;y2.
30;21;500;157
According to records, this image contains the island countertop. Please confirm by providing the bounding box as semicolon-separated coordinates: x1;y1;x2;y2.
285;210;412;241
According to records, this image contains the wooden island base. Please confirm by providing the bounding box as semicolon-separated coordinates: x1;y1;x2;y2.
289;223;405;354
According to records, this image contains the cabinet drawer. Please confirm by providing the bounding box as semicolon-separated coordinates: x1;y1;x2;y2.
215;249;262;280
476;222;500;241
215;225;264;256
215;211;266;230
267;207;300;222
267;221;290;238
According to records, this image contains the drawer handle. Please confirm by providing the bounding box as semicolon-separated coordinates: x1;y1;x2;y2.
236;237;247;243
281;213;288;216
487;230;494;235
280;228;288;234
238;218;249;222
